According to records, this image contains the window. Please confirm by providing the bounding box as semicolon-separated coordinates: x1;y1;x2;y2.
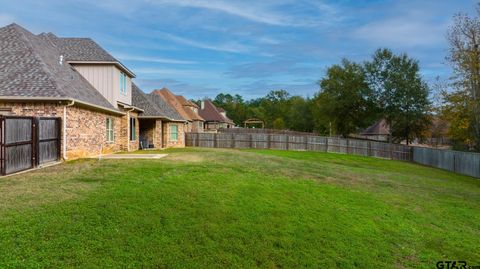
170;124;178;141
129;117;136;141
120;72;127;94
106;118;114;142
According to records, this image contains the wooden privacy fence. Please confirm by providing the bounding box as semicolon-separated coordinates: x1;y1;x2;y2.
186;132;480;178
186;133;412;161
0;116;61;175
218;127;319;136
413;147;480;178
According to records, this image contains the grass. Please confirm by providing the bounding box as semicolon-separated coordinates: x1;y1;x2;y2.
0;148;478;268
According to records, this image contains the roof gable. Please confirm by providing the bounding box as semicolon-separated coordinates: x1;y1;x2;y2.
199;99;234;124
39;32;135;77
151;88;196;122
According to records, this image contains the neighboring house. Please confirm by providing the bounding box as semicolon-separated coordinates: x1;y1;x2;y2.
132;85;187;149
359;119;390;141
198;99;234;131
176;95;204;132
151;88;204;133
0;23;185;160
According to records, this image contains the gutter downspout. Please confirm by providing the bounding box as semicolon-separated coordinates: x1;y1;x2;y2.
63;100;75;160
126;107;135;152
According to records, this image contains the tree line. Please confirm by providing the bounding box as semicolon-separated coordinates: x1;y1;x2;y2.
208;4;480;151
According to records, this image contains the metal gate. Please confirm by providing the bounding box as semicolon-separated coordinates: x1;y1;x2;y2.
0;116;61;175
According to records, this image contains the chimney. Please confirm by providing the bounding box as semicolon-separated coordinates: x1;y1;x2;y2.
201;101;205;110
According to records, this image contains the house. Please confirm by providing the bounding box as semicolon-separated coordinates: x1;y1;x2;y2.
198;99;234;131
175;95;204;132
132;84;187;149
0;23;186;160
359;119;390;141
151;88;204;133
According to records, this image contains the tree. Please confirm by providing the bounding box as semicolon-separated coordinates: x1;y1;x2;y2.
365;48;431;144
272;118;285;129
213;93;247;125
286;96;314;132
313;59;376;137
440;89;474;150
447;6;480;150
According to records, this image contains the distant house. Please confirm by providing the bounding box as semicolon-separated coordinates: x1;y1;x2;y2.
359;119;390;141
131;84;187;149
176;95;204;132
199;99;234;131
0;23;186;160
151;88;204;133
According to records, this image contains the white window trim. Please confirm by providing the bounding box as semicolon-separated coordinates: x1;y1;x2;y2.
106;118;114;142
169;124;178;142
120;72;127;95
130;117;137;141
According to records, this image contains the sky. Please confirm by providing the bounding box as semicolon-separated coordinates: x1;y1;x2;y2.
0;0;476;100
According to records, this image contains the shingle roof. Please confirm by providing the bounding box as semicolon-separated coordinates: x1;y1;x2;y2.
176;96;203;121
361;119;390;135
176;95;200;109
144;90;185;121
132;83;165;117
151;88;203;122
0;23;116;111
42;35;117;62
40;33;135;77
199;99;234;124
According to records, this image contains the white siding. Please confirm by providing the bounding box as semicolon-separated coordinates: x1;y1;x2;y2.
73;64;132;108
112;66;132;106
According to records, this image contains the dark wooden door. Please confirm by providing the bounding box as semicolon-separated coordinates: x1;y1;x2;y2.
0;116;35;175
0;116;61;175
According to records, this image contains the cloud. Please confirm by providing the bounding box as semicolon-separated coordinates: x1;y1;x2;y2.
352;12;448;48
0;13;15;26
151;0;340;27
234;79;318;98
135;78;220;98
114;53;197;64
155;31;250;53
226;60;319;78
134;67;222;78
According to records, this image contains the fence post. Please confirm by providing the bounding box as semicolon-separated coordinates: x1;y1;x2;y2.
196;133;200;147
213;133;217;148
304;136;308;150
250;134;253;148
32;117;38;168
325;137;329;152
231;133;235;148
346;138;349;154
453;153;456;173
389;142;393;160
368;141;372;157
57;118;62;161
286;135;289;150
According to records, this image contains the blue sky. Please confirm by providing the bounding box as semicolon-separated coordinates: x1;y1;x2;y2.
0;0;475;99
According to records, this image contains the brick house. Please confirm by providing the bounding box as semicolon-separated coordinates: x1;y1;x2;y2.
199;99;235;131
0;23;186;159
151;88;205;133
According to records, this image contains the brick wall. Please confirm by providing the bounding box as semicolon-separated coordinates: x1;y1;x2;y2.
1;102;185;158
154;119;163;148
65;105;124;158
0;102;139;159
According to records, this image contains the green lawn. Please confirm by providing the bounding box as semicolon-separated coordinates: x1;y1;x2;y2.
0;148;478;268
